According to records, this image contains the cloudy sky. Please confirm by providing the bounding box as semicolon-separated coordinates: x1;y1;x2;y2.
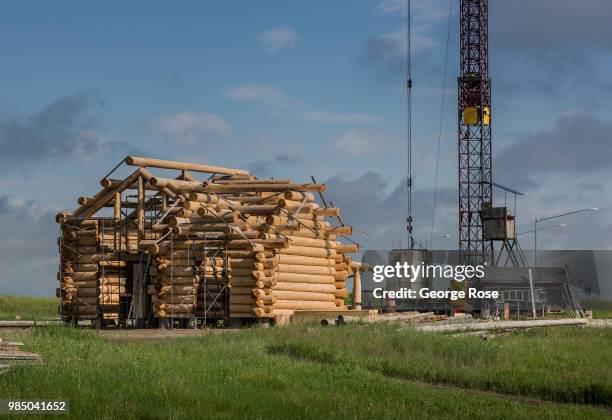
1;0;611;295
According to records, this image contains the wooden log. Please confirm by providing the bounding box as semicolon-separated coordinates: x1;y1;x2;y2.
76;187;117;210
156;310;194;318
74;254;114;264
158;270;196;279
325;226;353;236
70;237;98;246
187;214;240;225
157;254;200;263
230;296;275;306
196;206;242;219
266;216;329;229
336;244;359;254
335;271;349;281
55;212;73;223
229;269;259;279
228;286;257;295
277;199;307;209
95;278;127;287
153;295;195;305
188;193;221;203
276;264;335;276
251;288;267;298
202;183;325;193
99;285;126;294
70;272;98;281
69;305;98;314
272;206;317;216
277;246;336;259
230;278;265;288
157;285;196;295
230;295;257;305
276;254;334;267
70;280;97;288
335;263;347;271
285;236;337;249
64;264;98;273
231;276;276;288
154;302;195;311
273;282;337;294
216;179;291;185
313;207;340;217
272;290;335;302
252;307;266;317
99;260;127;268
182;200;237;211
73;296;100;305
157;276;197;286
335;288;349;299
76;288;99;297
157;261;196;270
275;272;335;284
125;156;250;176
149;177;205;193
230;239;285;250
283;191;315;202
80;168;144;218
274;300;336;310
230;304;260;313
222;205;278;215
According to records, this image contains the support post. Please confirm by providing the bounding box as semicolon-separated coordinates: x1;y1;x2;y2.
534;218;538;267
503;303;510;320
114;192;121;251
113;192;121;222
352;269;362;310
137;175;145;243
528;268;537;319
161;193;168;212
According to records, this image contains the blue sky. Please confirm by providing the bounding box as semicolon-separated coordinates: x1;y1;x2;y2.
1;0;612;295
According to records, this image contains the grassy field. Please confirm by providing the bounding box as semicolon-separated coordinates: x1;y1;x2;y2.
1;324;611;419
0;295;58;320
583;298;612;319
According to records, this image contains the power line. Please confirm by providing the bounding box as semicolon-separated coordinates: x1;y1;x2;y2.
430;0;454;249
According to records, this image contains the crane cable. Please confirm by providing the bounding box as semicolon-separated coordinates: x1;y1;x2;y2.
429;0;454;249
406;0;414;249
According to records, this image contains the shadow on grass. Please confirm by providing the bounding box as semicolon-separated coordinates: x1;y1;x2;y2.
266;333;612;408
266;342;341;364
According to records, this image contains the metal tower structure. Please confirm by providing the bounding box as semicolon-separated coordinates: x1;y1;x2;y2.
458;0;492;265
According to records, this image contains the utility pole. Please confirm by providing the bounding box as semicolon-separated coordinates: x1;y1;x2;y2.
406;0;414;249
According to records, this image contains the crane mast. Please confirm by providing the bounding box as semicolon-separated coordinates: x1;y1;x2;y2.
458;0;492;265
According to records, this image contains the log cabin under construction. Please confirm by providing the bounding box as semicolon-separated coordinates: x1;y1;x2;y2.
56;156;366;327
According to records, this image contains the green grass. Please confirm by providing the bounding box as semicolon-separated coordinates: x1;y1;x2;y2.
268;324;612;406
1;324;611;419
594;310;612;319
0;295;58;320
582;298;612;319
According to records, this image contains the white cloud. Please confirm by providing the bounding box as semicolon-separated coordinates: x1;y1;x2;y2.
0;195;56;221
150;112;231;147
332;129;382;156
304;111;381;124
258;26;299;53
228;84;290;108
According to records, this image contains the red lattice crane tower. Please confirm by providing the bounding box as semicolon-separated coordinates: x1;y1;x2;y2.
458;0;493;265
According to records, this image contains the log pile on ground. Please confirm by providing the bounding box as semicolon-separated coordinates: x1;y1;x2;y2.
56;156;358;323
